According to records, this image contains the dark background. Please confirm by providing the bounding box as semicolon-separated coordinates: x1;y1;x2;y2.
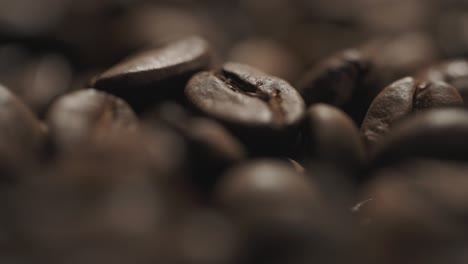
1;0;467;88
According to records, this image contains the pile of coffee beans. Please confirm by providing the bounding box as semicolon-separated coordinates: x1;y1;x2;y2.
2;0;468;263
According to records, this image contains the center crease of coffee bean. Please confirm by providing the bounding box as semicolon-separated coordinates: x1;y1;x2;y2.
215;71;286;124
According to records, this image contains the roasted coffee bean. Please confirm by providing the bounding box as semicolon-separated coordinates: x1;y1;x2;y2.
149;102;246;193
46;89;138;152
301;104;365;177
169;210;241;264
15;53;72;116
216;159;318;222
215;159;343;264
0;84;46;179
297;49;370;107
10;142;175;264
185;62;305;155
90;36;215;112
360;160;468;264
297;49;374;125
0;84;46;153
372;109;468;167
361;77;463;148
0;47;73;117
417;59;468;106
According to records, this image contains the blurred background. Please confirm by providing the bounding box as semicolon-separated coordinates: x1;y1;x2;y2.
2;0;468;105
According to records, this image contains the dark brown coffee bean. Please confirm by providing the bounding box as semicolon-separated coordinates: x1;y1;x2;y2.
169;210;241;264
148;102;246;193
90;36;215;112
185;63;305;155
15;53;72;116
361;77;462;148
11;142;174;264
215;159;331;264
372;109;468;167
417;59;468;106
360;160;468;264
0;84;46;153
302;104;365;176
216;159;318;222
0;84;46;179
46;89;138;152
297;49;370;107
297;48;378;125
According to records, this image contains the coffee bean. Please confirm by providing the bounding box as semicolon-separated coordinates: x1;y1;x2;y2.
215;159;331;264
46;89;138;152
216;159;318;222
361;77;463;148
149;102;246;193
0;84;46;154
15;53;72;117
372;109;468;167
90;36;215;112
302;104;365;176
360;160;468;263
169;210;241;264
0;84;46;179
185;62;305;154
417;59;468;107
297;49;378;125
297;49;370;107
11;141;173;264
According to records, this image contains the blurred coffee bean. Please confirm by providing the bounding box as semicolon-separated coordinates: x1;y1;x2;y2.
239;0;298;34
355;0;433;34
287;159;305;174
228;38;301;81
0;85;47;182
186;62;305;155
285;23;366;67
169;210;241;264
0;0;69;36
372;109;468;167
298;49;368;106
216;159;357;264
91;36;214;112
13;53;72;116
0;45;73;116
301;104;365;177
360;160;468;264
0;44;31;86
114;4;228;56
216;159;321;264
216;159;318;224
417;59;468;106
434;10;468;57
0;84;46;181
362;77;462;148
46;89;138;152
364;32;439;87
149;102;246;193
0;84;46;154
10;143;176;264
